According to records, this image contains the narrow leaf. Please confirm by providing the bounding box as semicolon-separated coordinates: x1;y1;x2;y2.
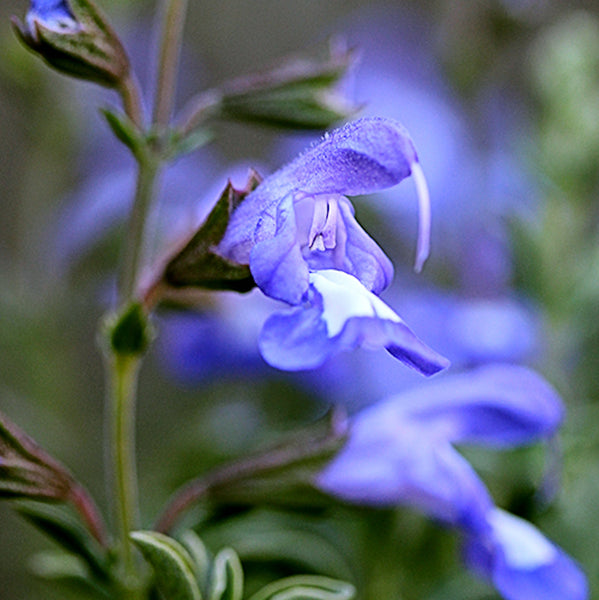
180;530;212;594
248;575;355;600
17;502;109;580
131;531;202;600
28;550;111;598
208;548;243;600
101;108;145;156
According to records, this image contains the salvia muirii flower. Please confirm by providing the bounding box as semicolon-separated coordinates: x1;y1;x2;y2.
217;116;432;305
215;117;447;374
316;364;587;600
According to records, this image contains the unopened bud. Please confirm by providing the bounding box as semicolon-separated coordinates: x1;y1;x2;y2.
12;0;130;87
218;44;357;129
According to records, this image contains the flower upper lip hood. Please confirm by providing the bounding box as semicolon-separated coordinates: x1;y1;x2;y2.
217;117;430;305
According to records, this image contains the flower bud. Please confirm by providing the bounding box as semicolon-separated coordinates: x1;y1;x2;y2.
11;0;130;88
218;44;356;129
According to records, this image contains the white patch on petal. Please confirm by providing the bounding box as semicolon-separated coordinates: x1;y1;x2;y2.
310;270;401;337
489;509;557;570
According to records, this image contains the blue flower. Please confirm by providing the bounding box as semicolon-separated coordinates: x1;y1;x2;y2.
217;117;432;305
26;1;77;31
465;508;588;600
212;117;445;374
259;269;449;375
316;364;587;599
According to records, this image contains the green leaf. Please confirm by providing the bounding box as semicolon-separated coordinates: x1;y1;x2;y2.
180;530;212;594
166;127;214;160
159;172;261;295
17;502;109;581
28;550;111;598
248;575;355;600
208;548;244;600
101;108;145;157
131;531;202;600
201;509;352;582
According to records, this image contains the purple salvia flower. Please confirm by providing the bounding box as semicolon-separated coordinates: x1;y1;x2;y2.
316;364;587;600
259;269;449;375
465;508;588;600
316;364;563;521
217;117;431;305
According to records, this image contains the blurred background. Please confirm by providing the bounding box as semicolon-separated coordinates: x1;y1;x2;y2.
1;0;599;598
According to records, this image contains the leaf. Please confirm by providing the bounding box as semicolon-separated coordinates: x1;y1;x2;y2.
131;531;202;600
28;550;111;598
247;575;355;600
179;530;212;594
16;501;109;581
166;127;214;160
101;108;145;157
208;548;244;600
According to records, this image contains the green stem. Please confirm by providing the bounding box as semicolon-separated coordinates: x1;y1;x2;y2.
118;157;161;304
118;74;145;130
153;0;189;132
108;353;143;596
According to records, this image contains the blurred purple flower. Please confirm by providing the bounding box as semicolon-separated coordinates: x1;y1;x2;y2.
317;364;561;519
465;508;588;600
217;117;432;305
316;363;587;599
